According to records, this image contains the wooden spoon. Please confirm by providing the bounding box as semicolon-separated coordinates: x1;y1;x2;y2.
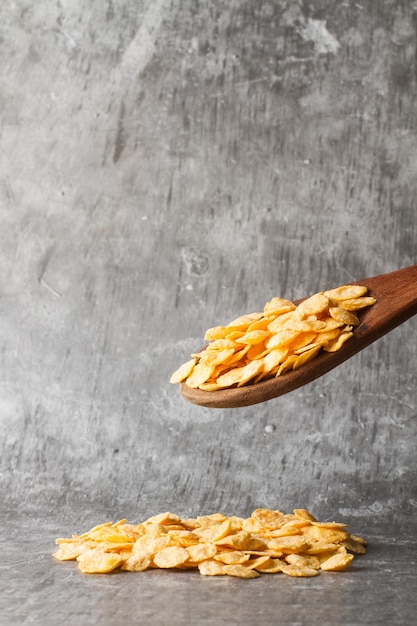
180;264;417;408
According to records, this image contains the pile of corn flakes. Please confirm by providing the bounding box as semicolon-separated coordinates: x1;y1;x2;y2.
54;508;366;578
170;284;376;390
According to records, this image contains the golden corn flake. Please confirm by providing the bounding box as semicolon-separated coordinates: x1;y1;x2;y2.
222;564;260;578
338;296;377;311
215;530;267;552
302;524;350;544
170;283;376;391
320;552;355;572
243;508;287;532
53;541;91;561
199;348;236;367
296;292;330;318
350;533;367;544
169;359;196;385
323;331;353;353
304;543;343;557
245;555;271;570
265;329;300;350
267;535;309;554
281;564;320;578
263;297;296;315
54;507;366;579
198;559;227;577
329;307;360;326
216;360;263;389
186;543;218;563
184;363;215;388
121;553;152;572
285;554;321;569
255;557;285;573
194;519;232;543
323;284;368;301
77;549;123;574
145;511;181;525
292;345;322;369
214;550;251;565
153;546;189;569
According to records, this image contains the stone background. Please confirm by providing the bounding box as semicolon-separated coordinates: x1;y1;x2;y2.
1;1;416;624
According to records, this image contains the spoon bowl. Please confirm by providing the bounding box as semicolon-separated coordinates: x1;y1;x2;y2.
180;264;417;408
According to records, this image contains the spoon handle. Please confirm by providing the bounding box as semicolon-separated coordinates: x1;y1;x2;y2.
353;264;417;348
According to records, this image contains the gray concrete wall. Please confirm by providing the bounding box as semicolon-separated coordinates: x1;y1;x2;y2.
1;0;416;552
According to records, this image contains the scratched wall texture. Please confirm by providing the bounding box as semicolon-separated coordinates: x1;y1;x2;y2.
0;0;416;529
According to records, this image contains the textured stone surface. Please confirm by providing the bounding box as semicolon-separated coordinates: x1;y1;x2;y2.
0;0;416;623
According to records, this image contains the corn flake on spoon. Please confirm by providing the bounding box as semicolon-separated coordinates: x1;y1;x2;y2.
179;265;417;408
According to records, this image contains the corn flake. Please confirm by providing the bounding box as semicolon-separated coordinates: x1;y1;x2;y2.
153;546;189;569
54;507;366;579
170;283;375;391
77;549;123;574
281;564;320;577
320;552;355;571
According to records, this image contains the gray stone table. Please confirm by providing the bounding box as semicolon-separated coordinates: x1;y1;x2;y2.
0;1;416;624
